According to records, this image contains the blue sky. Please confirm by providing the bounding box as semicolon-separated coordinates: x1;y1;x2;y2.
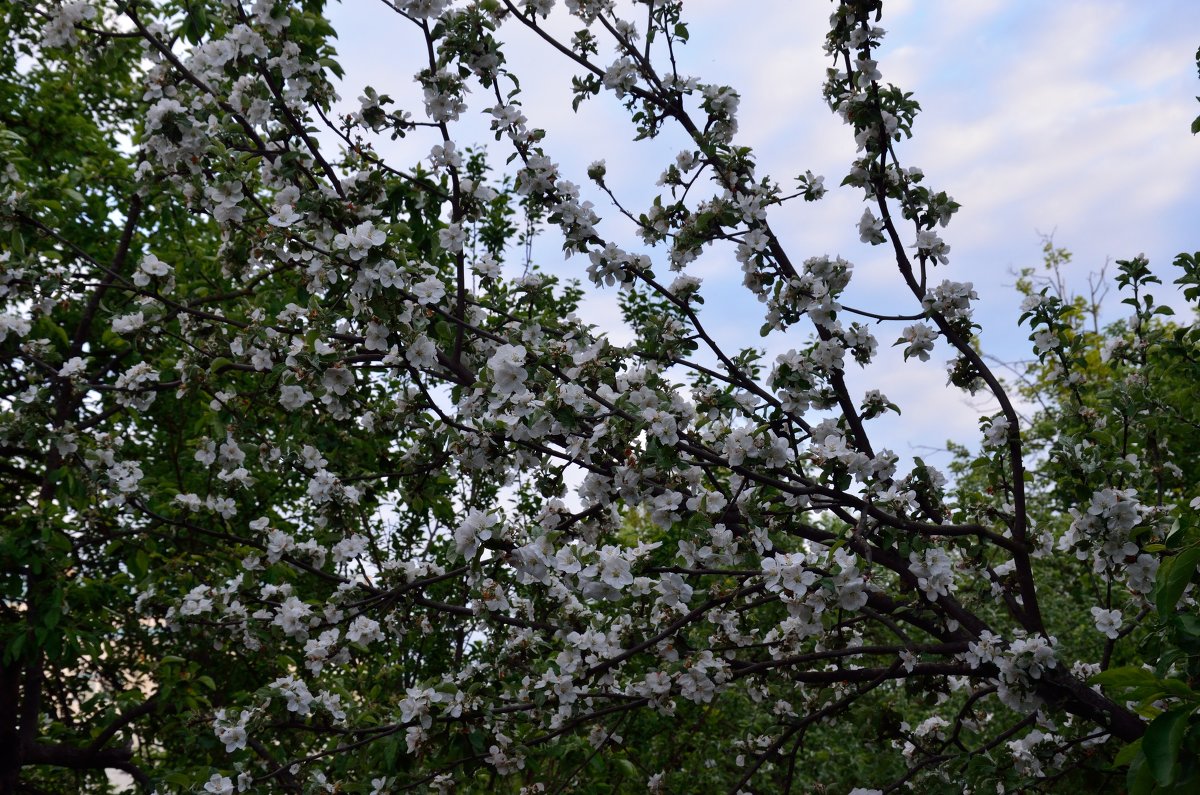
323;0;1200;464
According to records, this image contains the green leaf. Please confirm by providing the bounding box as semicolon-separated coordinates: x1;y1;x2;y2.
1091;667;1160;689
132;549;149;579
208;357;233;374
1157;545;1200;617
318;57;344;79
1129;752;1156;795
1112;738;1143;768
1175;613;1200;638
182;3;209;45
1158;678;1196;700
4;633;25;663
468;729;485;754
1143;707;1190;785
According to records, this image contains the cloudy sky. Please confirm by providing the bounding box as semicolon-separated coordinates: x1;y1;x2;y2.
323;0;1200;464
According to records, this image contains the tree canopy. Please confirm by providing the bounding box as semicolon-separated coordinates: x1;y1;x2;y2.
1;1;1199;793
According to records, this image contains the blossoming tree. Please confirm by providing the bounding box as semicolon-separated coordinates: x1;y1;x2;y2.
2;0;1198;792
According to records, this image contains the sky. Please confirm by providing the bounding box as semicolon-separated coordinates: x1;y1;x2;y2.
321;0;1200;466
